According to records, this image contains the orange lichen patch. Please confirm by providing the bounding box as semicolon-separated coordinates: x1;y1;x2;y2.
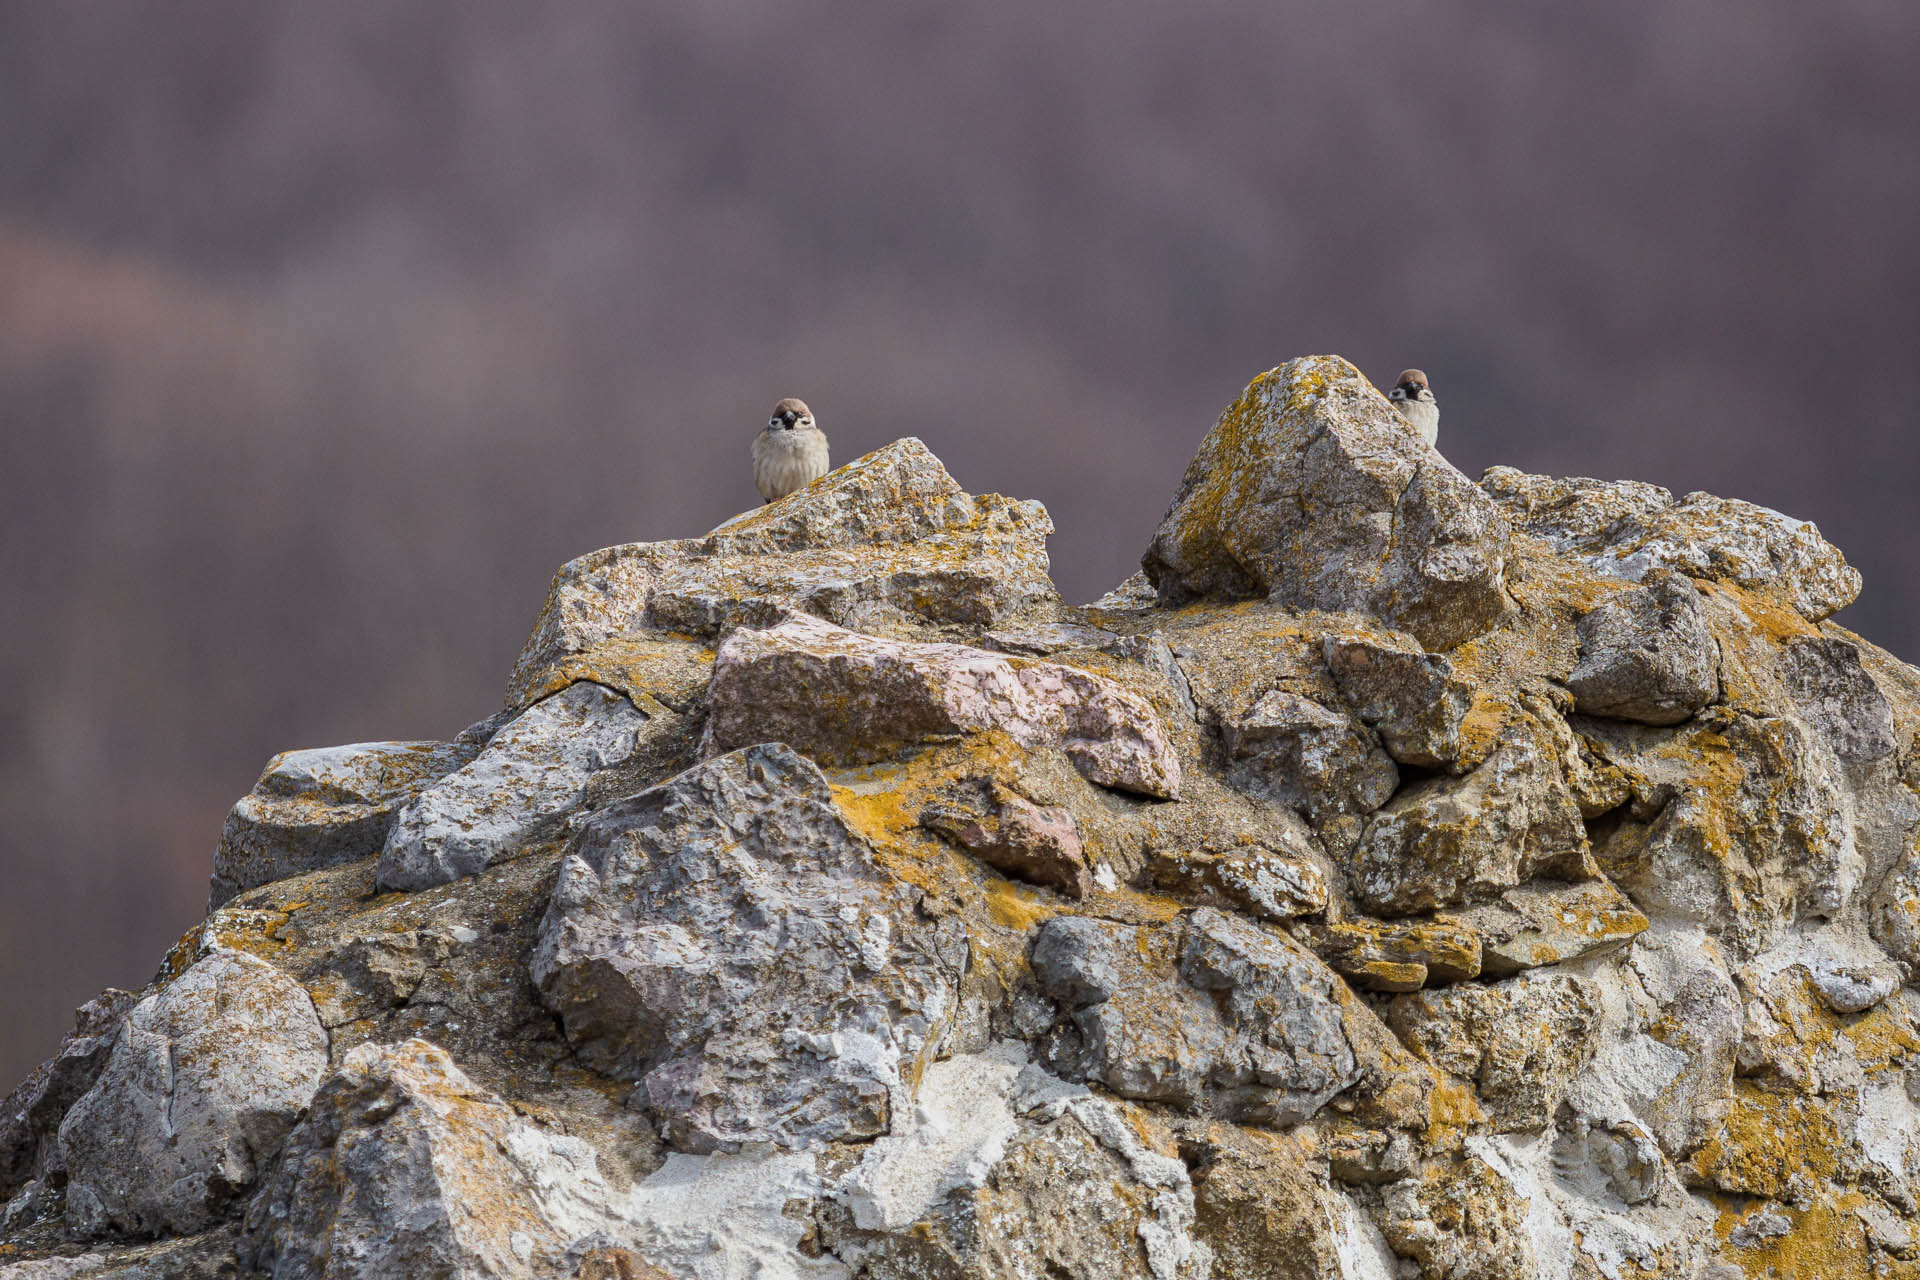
985;878;1061;932
1419;1077;1486;1150
1841;999;1920;1077
1712;1193;1875;1280
1699;577;1822;649
1689;1082;1847;1197
154;923;206;987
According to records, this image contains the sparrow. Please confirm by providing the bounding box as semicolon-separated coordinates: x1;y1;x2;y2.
1387;369;1439;447
752;397;830;503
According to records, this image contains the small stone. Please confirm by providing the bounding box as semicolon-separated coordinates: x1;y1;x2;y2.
211;738;477;906
1447;877;1648;978
1302;920;1483;991
1778;635;1897;763
1324;633;1474;768
922;781;1091;899
1351;728;1591;916
1221;689;1398;830
1145;845;1330;923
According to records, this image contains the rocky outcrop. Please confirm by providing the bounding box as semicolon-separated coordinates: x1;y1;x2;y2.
1482;465;1862;621
7;369;1918;1280
506;438;1058;705
1142;355;1512;650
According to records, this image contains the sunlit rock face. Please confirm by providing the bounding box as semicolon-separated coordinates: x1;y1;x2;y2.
4;367;1915;1280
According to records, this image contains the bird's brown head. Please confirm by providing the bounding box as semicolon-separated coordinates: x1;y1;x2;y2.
769;398;814;431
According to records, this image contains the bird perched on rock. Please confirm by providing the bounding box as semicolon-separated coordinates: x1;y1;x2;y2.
1388;370;1439;447
753;397;830;503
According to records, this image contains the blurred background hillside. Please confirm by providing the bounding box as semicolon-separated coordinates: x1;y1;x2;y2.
3;1;1918;1084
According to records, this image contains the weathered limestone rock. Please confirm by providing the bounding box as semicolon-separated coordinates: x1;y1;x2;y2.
507;439;1058;698
921;779;1091;899
15;380;1920;1279
0;989;137;1199
1566;569;1719;724
1388;972;1603;1132
241;1039;644;1280
1143;355;1512;650
703;612;1181;799
1481;466;1861;622
1144;843;1330;924
826;1045;1213;1280
532;744;964;1152
211;737;478;906
1032;909;1359;1123
57;951;328;1236
1219;689;1398;830
376;682;651;892
1181;1124;1383;1280
1377;1152;1539;1280
1778;634;1898;763
1302;919;1483;992
1351;727;1592;916
1448;877;1649;977
1585;711;1859;958
1324;632;1475;768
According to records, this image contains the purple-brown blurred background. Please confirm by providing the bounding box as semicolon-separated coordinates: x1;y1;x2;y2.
4;2;1918;1084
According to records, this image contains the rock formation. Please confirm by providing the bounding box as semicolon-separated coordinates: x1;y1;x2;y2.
4;356;1916;1279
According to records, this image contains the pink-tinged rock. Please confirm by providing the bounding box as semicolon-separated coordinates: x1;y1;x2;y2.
703;613;1182;799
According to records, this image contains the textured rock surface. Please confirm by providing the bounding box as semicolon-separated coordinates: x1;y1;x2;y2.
241;1039;644;1280
1351;727;1592;916
1483;465;1862;621
704;611;1181;799
211;737;480;906
1031;908;1361;1123
1143;355;1512;649
376;682;652;892
7;380;1920;1279
57;951;328;1236
1566;569;1720;724
507;438;1058;704
531;744;964;1153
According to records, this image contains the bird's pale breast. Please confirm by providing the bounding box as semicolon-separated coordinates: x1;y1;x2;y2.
753;427;831;502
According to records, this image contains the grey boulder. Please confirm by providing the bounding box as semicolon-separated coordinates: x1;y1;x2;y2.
1032;908;1359;1124
1143;356;1511;650
531;744;965;1152
57;951;328;1236
376;682;650;892
1566;570;1719;725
